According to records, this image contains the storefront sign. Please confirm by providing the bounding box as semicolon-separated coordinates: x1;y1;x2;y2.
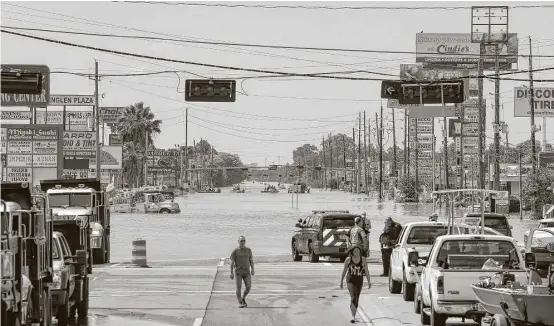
513;87;554;117
6;167;32;182
49;95;95;106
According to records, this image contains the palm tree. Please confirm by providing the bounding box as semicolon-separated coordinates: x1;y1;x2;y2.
115;102;162;148
115;102;162;186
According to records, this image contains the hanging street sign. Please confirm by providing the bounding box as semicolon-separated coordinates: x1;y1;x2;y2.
380;80;402;99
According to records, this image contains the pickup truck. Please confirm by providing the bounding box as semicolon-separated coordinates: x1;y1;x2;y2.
389;221;509;301
412;234;527;326
51;231;77;326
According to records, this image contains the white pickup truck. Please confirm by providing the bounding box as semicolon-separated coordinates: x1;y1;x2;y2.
412;234;527;326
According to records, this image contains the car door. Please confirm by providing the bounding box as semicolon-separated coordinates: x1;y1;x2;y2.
392;226;407;279
301;216;314;253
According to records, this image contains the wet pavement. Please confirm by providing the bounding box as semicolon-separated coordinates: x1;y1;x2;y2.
59;182;541;325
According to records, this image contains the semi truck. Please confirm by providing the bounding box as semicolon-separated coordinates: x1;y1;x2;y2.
40;178;111;264
1;182;54;326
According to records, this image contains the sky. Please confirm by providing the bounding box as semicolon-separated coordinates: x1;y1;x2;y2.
2;0;554;166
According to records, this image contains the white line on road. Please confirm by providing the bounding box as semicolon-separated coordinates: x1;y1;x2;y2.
217;258;225;267
323;262;332;267
110;262;123;268
358;306;370;324
193;317;203;326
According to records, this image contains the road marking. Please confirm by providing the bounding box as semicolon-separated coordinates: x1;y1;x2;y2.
217;258;225;267
110;262;123;268
323;262;332;266
193;317;203;326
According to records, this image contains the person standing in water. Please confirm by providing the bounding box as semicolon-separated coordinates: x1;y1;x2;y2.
230;236;255;308
340;247;371;323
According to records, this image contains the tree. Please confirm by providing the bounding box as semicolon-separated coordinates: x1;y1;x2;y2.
293;144;319;166
522;167;554;219
115;102;162;186
397;175;416;199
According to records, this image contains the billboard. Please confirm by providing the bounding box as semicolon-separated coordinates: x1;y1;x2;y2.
99;107;125;124
89;146;123;169
0;124;63;182
1;110;33;120
415;33;518;70
49;95;95;106
400;63;476;97
0;64;51;107
35;110;93;130
63;131;97;158
513;87;554;117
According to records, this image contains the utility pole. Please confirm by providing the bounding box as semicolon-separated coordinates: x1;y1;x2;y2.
529;36;537;174
184;108;188;188
94;60;101;183
493;43;501;191
477;36;485;190
363;111;368;194
392;108;397;181
358;113;362;193
376;112;382;200
329;133;333;181
342;134;346;188
519;149;523;221
368;117;372;186
210;147;214;189
352;128;356;193
405;110;409;177
322;135;326;189
459;104;465;190
443;117;450;189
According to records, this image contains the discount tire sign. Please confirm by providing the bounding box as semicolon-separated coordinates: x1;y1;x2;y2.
514;87;554;117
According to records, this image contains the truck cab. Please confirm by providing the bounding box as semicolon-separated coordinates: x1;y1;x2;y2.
140;191;180;214
1;182;54;326
414;234;526;326
41;179;111;265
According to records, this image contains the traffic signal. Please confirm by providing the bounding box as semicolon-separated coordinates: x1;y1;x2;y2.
1;71;43;94
399;81;464;105
185;79;236;102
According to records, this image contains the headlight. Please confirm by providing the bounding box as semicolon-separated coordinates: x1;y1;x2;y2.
52;271;61;289
1;252;14;279
531;238;544;248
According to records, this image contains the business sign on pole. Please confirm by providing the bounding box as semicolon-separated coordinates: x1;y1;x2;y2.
88;146;122;170
415;33;518;70
0;124;62;179
6;167;32;182
409;124;433;135
0;128;6;154
62;131;96;159
36;110;93;130
387;99;416;109
513;87;554;117
400;63;475;97
408;105;457;118
1;110;33;120
109;134;123;146
49;95;96;106
0;64;51;107
417;135;434;143
99;107;125;124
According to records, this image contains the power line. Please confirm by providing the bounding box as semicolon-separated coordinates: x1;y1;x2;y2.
115;2;554;10
4;25;554;59
5;29;553;82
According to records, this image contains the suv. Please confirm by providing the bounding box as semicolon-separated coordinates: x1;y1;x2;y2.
463;213;512;237
291;210;364;263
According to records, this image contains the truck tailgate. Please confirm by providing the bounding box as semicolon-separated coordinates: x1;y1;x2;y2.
442;270;527;301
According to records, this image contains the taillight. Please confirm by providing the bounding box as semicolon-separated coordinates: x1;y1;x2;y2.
437;276;444;294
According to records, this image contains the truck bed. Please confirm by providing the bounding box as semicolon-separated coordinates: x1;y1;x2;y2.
441;269;528;301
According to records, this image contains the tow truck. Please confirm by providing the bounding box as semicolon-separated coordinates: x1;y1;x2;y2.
1;182;54;326
40;178;111;264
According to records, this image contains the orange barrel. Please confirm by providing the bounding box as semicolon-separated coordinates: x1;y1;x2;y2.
131;239;148;267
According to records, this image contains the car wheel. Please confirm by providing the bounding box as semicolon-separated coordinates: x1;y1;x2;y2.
420;299;430;325
430;302;446;326
292;241;302;261
388;267;401;294
402;272;415;301
160;208;171;214
308;242;319;263
414;286;421;314
56;289;71;326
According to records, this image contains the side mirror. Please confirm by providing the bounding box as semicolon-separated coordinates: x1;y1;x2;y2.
76;249;88;265
525;252;536;268
408;251;419;266
546;243;554;253
295;223;302;228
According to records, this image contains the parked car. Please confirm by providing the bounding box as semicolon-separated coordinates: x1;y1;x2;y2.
523;227;554;271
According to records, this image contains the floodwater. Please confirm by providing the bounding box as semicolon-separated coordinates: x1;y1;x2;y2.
109;182;537;264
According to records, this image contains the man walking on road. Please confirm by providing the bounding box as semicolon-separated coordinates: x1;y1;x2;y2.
230;235;255;308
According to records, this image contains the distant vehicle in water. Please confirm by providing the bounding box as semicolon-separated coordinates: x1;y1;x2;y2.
134;190;181;214
198;188;221;193
232;185;245;193
261;185;279;193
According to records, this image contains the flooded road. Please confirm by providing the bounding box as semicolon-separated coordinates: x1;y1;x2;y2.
109;182;535;264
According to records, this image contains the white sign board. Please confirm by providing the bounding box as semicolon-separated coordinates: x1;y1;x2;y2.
1;111;32;120
0;128;6;154
6;167;32;182
513;87;554;117
49;95;96;106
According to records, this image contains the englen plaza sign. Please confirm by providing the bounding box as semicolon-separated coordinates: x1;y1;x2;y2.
513;87;554;117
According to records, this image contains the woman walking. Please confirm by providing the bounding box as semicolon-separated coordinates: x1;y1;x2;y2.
340;247;371;323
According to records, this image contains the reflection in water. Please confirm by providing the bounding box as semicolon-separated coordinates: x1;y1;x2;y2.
109;183;535;263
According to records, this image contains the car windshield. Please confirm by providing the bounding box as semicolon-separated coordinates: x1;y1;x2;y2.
49;193;91;208
322;217;356;229
539;222;554;228
52;240;60;260
436;240;518;270
407;226;449;244
484;218;508;229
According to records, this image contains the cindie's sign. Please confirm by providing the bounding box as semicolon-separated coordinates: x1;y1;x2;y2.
415;33;518;70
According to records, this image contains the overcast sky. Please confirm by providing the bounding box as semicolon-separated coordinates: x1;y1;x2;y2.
2;1;554;166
